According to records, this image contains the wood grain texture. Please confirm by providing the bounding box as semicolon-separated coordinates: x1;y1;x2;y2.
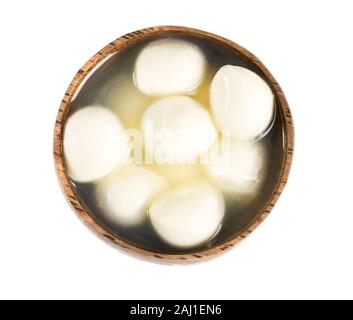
53;26;294;263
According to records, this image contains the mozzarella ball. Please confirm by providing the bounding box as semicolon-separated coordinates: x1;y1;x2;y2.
64;106;128;182
149;182;225;248
96;166;167;226
210;65;274;140
141;96;216;164
134;39;206;96
102;74;149;129
205;138;264;194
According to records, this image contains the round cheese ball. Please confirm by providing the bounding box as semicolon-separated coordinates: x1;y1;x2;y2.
102;74;149;129
141;96;216;164
63;106;128;183
96;166;167;226
134;39;206;96
210;65;274;140
149;182;225;248
205;138;264;194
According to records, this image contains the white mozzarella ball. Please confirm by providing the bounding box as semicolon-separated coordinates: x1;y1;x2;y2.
149;182;225;248
134;39;206;96
205;138;264;194
141;96;216;164
96;166;167;226
64;106;128;182
210;65;274;140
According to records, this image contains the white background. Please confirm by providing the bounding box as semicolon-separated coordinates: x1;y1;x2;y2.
0;0;352;300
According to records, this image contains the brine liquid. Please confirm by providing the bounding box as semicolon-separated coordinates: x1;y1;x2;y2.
66;33;284;254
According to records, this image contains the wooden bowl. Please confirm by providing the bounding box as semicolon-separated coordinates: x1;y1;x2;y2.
53;26;294;263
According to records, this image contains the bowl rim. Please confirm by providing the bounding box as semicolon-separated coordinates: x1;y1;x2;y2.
53;25;294;263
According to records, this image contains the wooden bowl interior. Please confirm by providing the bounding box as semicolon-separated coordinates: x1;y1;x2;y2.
54;26;294;262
